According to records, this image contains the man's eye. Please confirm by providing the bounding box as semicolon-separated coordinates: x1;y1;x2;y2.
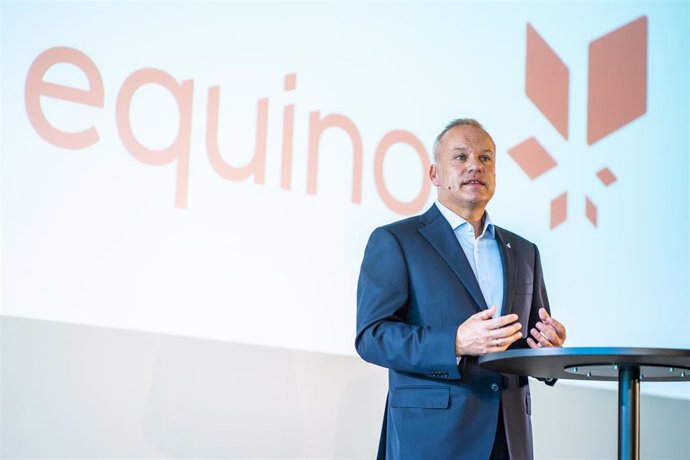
481;155;492;161
455;155;467;161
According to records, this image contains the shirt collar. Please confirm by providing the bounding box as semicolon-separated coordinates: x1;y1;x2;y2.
434;201;495;239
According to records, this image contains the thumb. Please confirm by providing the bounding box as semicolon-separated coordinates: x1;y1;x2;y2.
474;305;497;320
539;307;550;321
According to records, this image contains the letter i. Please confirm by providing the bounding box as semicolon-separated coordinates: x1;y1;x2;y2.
281;73;296;190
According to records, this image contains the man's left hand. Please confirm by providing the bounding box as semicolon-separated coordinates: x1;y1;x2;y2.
526;308;566;348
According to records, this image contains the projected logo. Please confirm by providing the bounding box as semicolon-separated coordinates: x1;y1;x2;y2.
508;16;647;228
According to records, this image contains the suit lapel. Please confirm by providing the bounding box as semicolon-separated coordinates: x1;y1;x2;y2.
495;227;517;316
418;206;488;312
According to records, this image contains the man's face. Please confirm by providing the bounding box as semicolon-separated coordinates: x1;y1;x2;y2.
430;125;496;213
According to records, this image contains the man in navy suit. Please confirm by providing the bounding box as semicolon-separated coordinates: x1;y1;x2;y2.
356;119;567;460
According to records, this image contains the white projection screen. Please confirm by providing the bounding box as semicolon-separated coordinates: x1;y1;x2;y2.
2;1;689;400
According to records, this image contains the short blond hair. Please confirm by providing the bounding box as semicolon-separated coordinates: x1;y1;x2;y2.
432;119;494;161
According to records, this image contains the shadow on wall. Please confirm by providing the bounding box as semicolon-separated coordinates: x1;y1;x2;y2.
1;315;386;459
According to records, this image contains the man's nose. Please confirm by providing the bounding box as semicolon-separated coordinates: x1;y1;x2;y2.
467;155;483;172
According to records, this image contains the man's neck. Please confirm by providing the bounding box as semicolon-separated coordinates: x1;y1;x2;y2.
438;198;486;238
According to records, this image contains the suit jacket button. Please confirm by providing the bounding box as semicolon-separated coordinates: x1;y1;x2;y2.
490;383;500;392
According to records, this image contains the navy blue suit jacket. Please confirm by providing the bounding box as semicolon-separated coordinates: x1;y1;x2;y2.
355;205;553;460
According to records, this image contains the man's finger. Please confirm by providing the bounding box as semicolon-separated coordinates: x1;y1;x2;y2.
502;330;523;347
473;305;497;320
539;308;550;321
530;328;551;347
526;337;540;349
535;322;559;343
490;330;523;352
486;313;519;329
546;317;566;339
490;322;522;339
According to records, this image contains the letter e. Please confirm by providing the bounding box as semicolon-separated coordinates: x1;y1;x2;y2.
25;46;104;149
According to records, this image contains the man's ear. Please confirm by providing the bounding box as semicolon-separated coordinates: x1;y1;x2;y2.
429;164;439;186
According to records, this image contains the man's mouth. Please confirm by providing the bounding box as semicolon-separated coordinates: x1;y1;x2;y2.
462;179;485;186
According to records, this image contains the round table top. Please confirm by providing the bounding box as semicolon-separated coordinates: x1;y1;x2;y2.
478;347;690;382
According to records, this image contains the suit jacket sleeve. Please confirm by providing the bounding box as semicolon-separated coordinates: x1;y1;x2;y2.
355;227;462;379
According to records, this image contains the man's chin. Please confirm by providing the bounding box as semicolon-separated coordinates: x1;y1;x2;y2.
440;195;489;210
456;193;491;205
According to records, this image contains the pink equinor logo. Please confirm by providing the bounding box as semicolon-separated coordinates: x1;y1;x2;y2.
508;16;648;228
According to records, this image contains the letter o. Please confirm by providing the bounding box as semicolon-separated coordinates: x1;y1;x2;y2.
374;130;431;215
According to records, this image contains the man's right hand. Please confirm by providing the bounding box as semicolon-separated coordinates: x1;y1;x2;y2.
455;306;523;356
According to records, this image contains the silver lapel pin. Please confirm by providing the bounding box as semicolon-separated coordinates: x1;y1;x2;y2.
506;242;511;249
